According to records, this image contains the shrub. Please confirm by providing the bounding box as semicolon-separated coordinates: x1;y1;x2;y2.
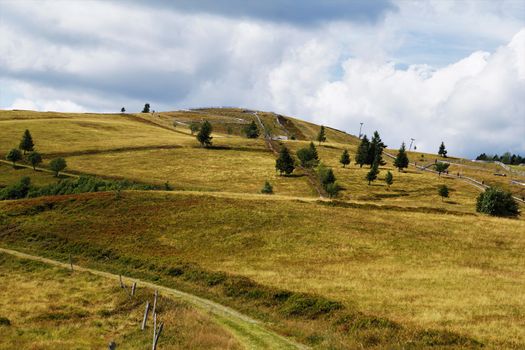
280;293;343;319
0;176;31;200
476;187;519;217
0;317;11;326
261;181;273;194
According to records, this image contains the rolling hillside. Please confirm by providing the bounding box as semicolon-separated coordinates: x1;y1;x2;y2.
0;108;524;349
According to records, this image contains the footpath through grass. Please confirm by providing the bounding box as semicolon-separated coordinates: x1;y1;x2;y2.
0;252;242;349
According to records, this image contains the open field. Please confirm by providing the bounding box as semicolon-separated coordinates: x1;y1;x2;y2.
0;162;61;188
0;252;241;350
1;191;523;349
65;147;315;196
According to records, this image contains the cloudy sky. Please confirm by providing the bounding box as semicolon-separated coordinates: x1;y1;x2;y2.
1;0;524;157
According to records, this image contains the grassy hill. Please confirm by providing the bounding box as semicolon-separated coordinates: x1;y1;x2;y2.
0;108;523;349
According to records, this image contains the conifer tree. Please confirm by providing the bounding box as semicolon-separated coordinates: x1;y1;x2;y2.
393;142;409;171
276;146;295;175
438;141;447;158
339;149;350;168
316;125;326;145
297;142;319;168
385;170;393;189
355;135;369;168
27;151;42;170
142;103;150;113
6;148;22;167
366;160;379;185
367;131;385;166
244;121;260;138
19;129;34;154
196;120;213;147
121;107;126;113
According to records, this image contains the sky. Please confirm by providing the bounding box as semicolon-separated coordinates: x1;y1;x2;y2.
0;0;524;158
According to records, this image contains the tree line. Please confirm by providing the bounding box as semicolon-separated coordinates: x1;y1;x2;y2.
5;130;67;176
476;152;524;165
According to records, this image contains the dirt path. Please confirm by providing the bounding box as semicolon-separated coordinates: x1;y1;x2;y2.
0;247;307;350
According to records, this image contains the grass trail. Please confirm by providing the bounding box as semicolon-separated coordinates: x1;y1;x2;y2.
0;247;307;350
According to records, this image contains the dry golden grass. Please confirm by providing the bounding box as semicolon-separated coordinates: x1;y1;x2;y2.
65;147;315;197
0;112;195;155
0;252;241;350
1;192;523;348
0;163;60;187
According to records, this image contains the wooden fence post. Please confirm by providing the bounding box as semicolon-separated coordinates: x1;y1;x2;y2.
69;254;73;271
119;274;124;288
141;301;150;330
152;290;158;316
131;282;136;296
152;321;164;350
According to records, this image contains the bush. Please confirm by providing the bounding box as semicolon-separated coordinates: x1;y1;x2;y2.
0;177;31;200
0;317;11;326
280;293;343;319
476;187;519;217
261;181;273;194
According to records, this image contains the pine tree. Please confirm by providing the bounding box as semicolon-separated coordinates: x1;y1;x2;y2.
142;103;150;113
368;131;386;166
316;125;326;145
196;120;213;147
276;146;295;175
244;121;260;138
339;149;350;167
19;129;34;154
297;142;319;168
393;142;409;171
366;160;379;185
49;157;67;177
385;170;393;189
121;107;126;113
6;148;22;167
438;142;447;158
27;151;42;170
355;135;369;168
438;185;449;202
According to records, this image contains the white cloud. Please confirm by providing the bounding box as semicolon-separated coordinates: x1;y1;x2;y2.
0;0;523;156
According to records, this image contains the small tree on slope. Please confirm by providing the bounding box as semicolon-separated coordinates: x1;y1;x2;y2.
393;142;409;171
19;129;34;154
438;141;448;158
339;149;350;168
276;146;295;175
385;171;393;189
355;135;369;168
196;120;213;147
316;125;326;145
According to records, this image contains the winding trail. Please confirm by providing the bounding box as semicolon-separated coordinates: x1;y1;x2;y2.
0;247;307;350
